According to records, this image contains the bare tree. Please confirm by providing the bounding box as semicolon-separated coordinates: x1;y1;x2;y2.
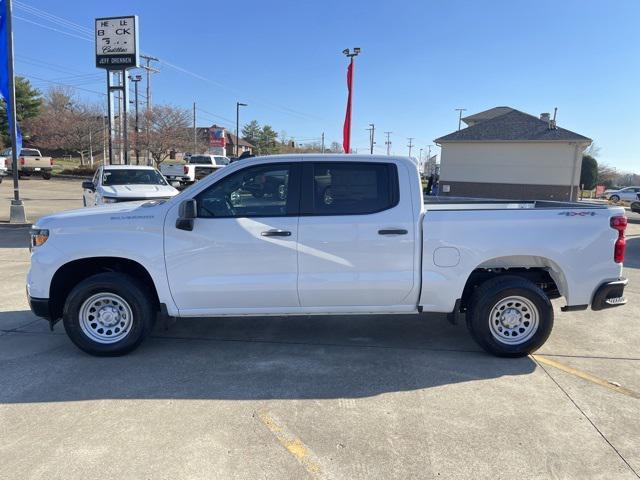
25;87;104;165
141;105;192;167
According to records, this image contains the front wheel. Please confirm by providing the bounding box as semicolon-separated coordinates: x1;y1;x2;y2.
466;276;554;357
609;195;620;203
63;272;156;356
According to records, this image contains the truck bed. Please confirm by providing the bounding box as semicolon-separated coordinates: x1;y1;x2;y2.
419;198;624;313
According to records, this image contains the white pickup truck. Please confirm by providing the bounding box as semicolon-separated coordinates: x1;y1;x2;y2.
1;148;53;179
160;154;229;186
27;155;629;357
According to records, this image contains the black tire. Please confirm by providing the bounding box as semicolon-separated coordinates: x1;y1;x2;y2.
42;171;51;180
466;275;554;357
0;175;3;184
62;272;156;356
609;195;620;203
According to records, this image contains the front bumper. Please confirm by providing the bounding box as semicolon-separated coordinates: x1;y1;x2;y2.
28;294;52;320
592;278;628;311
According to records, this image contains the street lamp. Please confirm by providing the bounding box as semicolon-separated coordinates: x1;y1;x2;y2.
342;48;361;154
236;102;247;157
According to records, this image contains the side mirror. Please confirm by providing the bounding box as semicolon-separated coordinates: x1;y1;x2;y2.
176;199;197;231
82;181;95;190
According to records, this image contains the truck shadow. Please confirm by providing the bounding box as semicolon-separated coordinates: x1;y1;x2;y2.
0;311;536;404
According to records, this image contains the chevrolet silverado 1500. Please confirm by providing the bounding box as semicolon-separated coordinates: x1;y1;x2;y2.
27;155;629;356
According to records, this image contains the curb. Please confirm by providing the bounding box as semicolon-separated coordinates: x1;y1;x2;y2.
0;222;32;229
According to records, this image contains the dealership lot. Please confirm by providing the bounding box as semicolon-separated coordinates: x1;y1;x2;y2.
1;178;639;479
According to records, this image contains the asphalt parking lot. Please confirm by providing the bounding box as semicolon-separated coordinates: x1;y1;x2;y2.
1;177;639;479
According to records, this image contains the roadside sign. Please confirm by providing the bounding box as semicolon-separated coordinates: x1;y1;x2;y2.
209;126;226;156
596;185;605;197
95;16;139;69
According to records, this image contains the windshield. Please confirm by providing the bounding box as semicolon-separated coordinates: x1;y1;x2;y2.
214;157;230;166
189;156;212;165
102;169;168;186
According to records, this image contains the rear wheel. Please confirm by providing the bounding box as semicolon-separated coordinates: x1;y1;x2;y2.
63;272;155;356
609;195;620;203
466;276;553;357
42;171;51;180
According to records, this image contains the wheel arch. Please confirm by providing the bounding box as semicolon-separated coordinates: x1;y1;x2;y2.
459;255;567;311
49;256;160;321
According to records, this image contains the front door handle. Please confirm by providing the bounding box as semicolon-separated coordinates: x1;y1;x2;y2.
261;229;292;237
378;229;408;235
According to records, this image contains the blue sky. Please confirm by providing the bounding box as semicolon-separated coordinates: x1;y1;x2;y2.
12;0;640;171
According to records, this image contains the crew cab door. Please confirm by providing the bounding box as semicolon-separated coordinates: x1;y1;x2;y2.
297;161;416;308
164;162;301;315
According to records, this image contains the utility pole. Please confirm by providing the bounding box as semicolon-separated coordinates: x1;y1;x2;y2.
236;102;247;157
366;123;375;154
140;55;159;164
129;74;142;164
384;131;392;155
455;108;467;130
193;102;197;154
407;137;414;157
88;128;93;166
321;132;325;153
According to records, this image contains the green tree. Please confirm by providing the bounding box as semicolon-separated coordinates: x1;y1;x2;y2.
0;76;42;146
258;125;278;155
241;120;261;146
580;154;598;190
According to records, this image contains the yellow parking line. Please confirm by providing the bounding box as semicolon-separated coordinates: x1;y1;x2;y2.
532;355;640;400
258;410;323;479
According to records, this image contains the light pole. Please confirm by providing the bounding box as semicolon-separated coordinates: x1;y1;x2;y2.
342;47;360;154
129;74;142;164
5;0;26;223
236;102;247;157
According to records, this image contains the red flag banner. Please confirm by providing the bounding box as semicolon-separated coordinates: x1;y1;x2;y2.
342;60;353;154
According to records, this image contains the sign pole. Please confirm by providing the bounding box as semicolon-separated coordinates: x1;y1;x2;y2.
122;72;128;164
106;70;113;164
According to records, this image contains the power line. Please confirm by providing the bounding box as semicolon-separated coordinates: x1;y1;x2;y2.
20;73;106;96
16;1;327;125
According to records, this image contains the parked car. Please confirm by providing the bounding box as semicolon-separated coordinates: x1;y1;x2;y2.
28;155;628;357
1;148;53;179
0;156;7;183
82;165;179;206
631;194;640;214
606;186;640;203
160;154;229;186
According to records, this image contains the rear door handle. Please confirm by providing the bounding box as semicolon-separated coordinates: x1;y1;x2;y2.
378;229;408;235
261;229;292;237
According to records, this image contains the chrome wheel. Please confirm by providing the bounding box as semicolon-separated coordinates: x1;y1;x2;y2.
79;293;133;344
488;295;539;345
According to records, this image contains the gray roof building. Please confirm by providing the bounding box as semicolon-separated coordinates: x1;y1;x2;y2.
435;108;591;143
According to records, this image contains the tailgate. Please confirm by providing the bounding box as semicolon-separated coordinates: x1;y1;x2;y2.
161;164;185;176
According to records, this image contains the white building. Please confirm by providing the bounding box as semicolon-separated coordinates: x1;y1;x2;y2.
434;107;591;200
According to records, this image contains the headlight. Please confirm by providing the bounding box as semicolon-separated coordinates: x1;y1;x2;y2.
102;197;118;203
30;228;49;251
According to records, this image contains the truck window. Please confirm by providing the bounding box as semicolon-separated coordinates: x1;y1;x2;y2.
20;149;40;156
195;163;295;218
214;157;230;166
308;162;398;215
189;156;212;165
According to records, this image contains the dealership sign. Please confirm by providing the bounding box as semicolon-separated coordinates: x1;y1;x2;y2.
95;16;139;69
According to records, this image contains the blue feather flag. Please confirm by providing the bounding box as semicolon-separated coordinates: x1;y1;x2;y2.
0;0;22;153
